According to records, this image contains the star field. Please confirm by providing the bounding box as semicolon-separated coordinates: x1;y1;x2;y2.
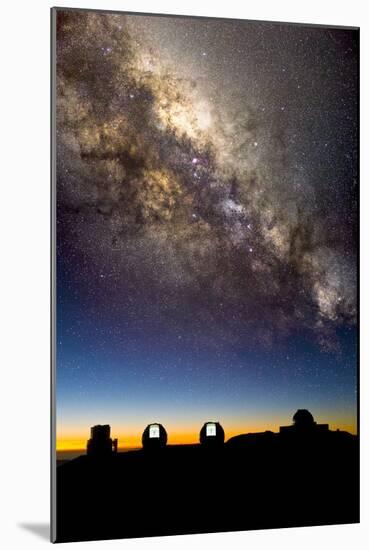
55;10;358;448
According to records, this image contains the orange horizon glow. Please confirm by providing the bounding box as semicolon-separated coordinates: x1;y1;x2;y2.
56;420;357;452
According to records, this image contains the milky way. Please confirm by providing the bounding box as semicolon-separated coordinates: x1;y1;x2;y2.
57;10;357;350
55;9;358;443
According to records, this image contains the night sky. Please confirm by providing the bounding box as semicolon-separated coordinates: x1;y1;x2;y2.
55;9;358;451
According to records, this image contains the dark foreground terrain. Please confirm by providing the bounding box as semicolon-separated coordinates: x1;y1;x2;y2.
56;430;359;542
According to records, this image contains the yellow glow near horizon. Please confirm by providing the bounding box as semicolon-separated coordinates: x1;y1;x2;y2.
56;417;357;452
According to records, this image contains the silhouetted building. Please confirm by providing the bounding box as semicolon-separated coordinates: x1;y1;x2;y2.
279;409;329;435
200;422;225;446
142;423;167;450
87;424;118;457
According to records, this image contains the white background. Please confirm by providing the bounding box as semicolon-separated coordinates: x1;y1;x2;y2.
0;0;367;548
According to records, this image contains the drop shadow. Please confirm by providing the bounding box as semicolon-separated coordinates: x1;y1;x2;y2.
18;523;50;541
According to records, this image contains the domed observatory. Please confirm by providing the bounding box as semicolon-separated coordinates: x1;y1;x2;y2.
142;423;168;450
199;422;225;447
293;409;315;430
87;424;118;457
279;409;329;435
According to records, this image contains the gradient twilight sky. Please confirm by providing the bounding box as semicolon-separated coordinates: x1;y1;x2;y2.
55;9;358;450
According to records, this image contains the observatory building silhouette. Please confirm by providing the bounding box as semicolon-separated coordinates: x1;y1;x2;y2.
279;409;329;435
86;425;118;457
199;422;225;446
142;423;168;450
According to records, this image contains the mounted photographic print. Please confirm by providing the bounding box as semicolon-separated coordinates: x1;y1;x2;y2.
51;7;359;543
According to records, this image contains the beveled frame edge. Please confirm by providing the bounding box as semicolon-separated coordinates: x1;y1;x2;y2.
51;6;57;543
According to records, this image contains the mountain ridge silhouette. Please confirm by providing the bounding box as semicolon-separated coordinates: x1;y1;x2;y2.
55;411;359;543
